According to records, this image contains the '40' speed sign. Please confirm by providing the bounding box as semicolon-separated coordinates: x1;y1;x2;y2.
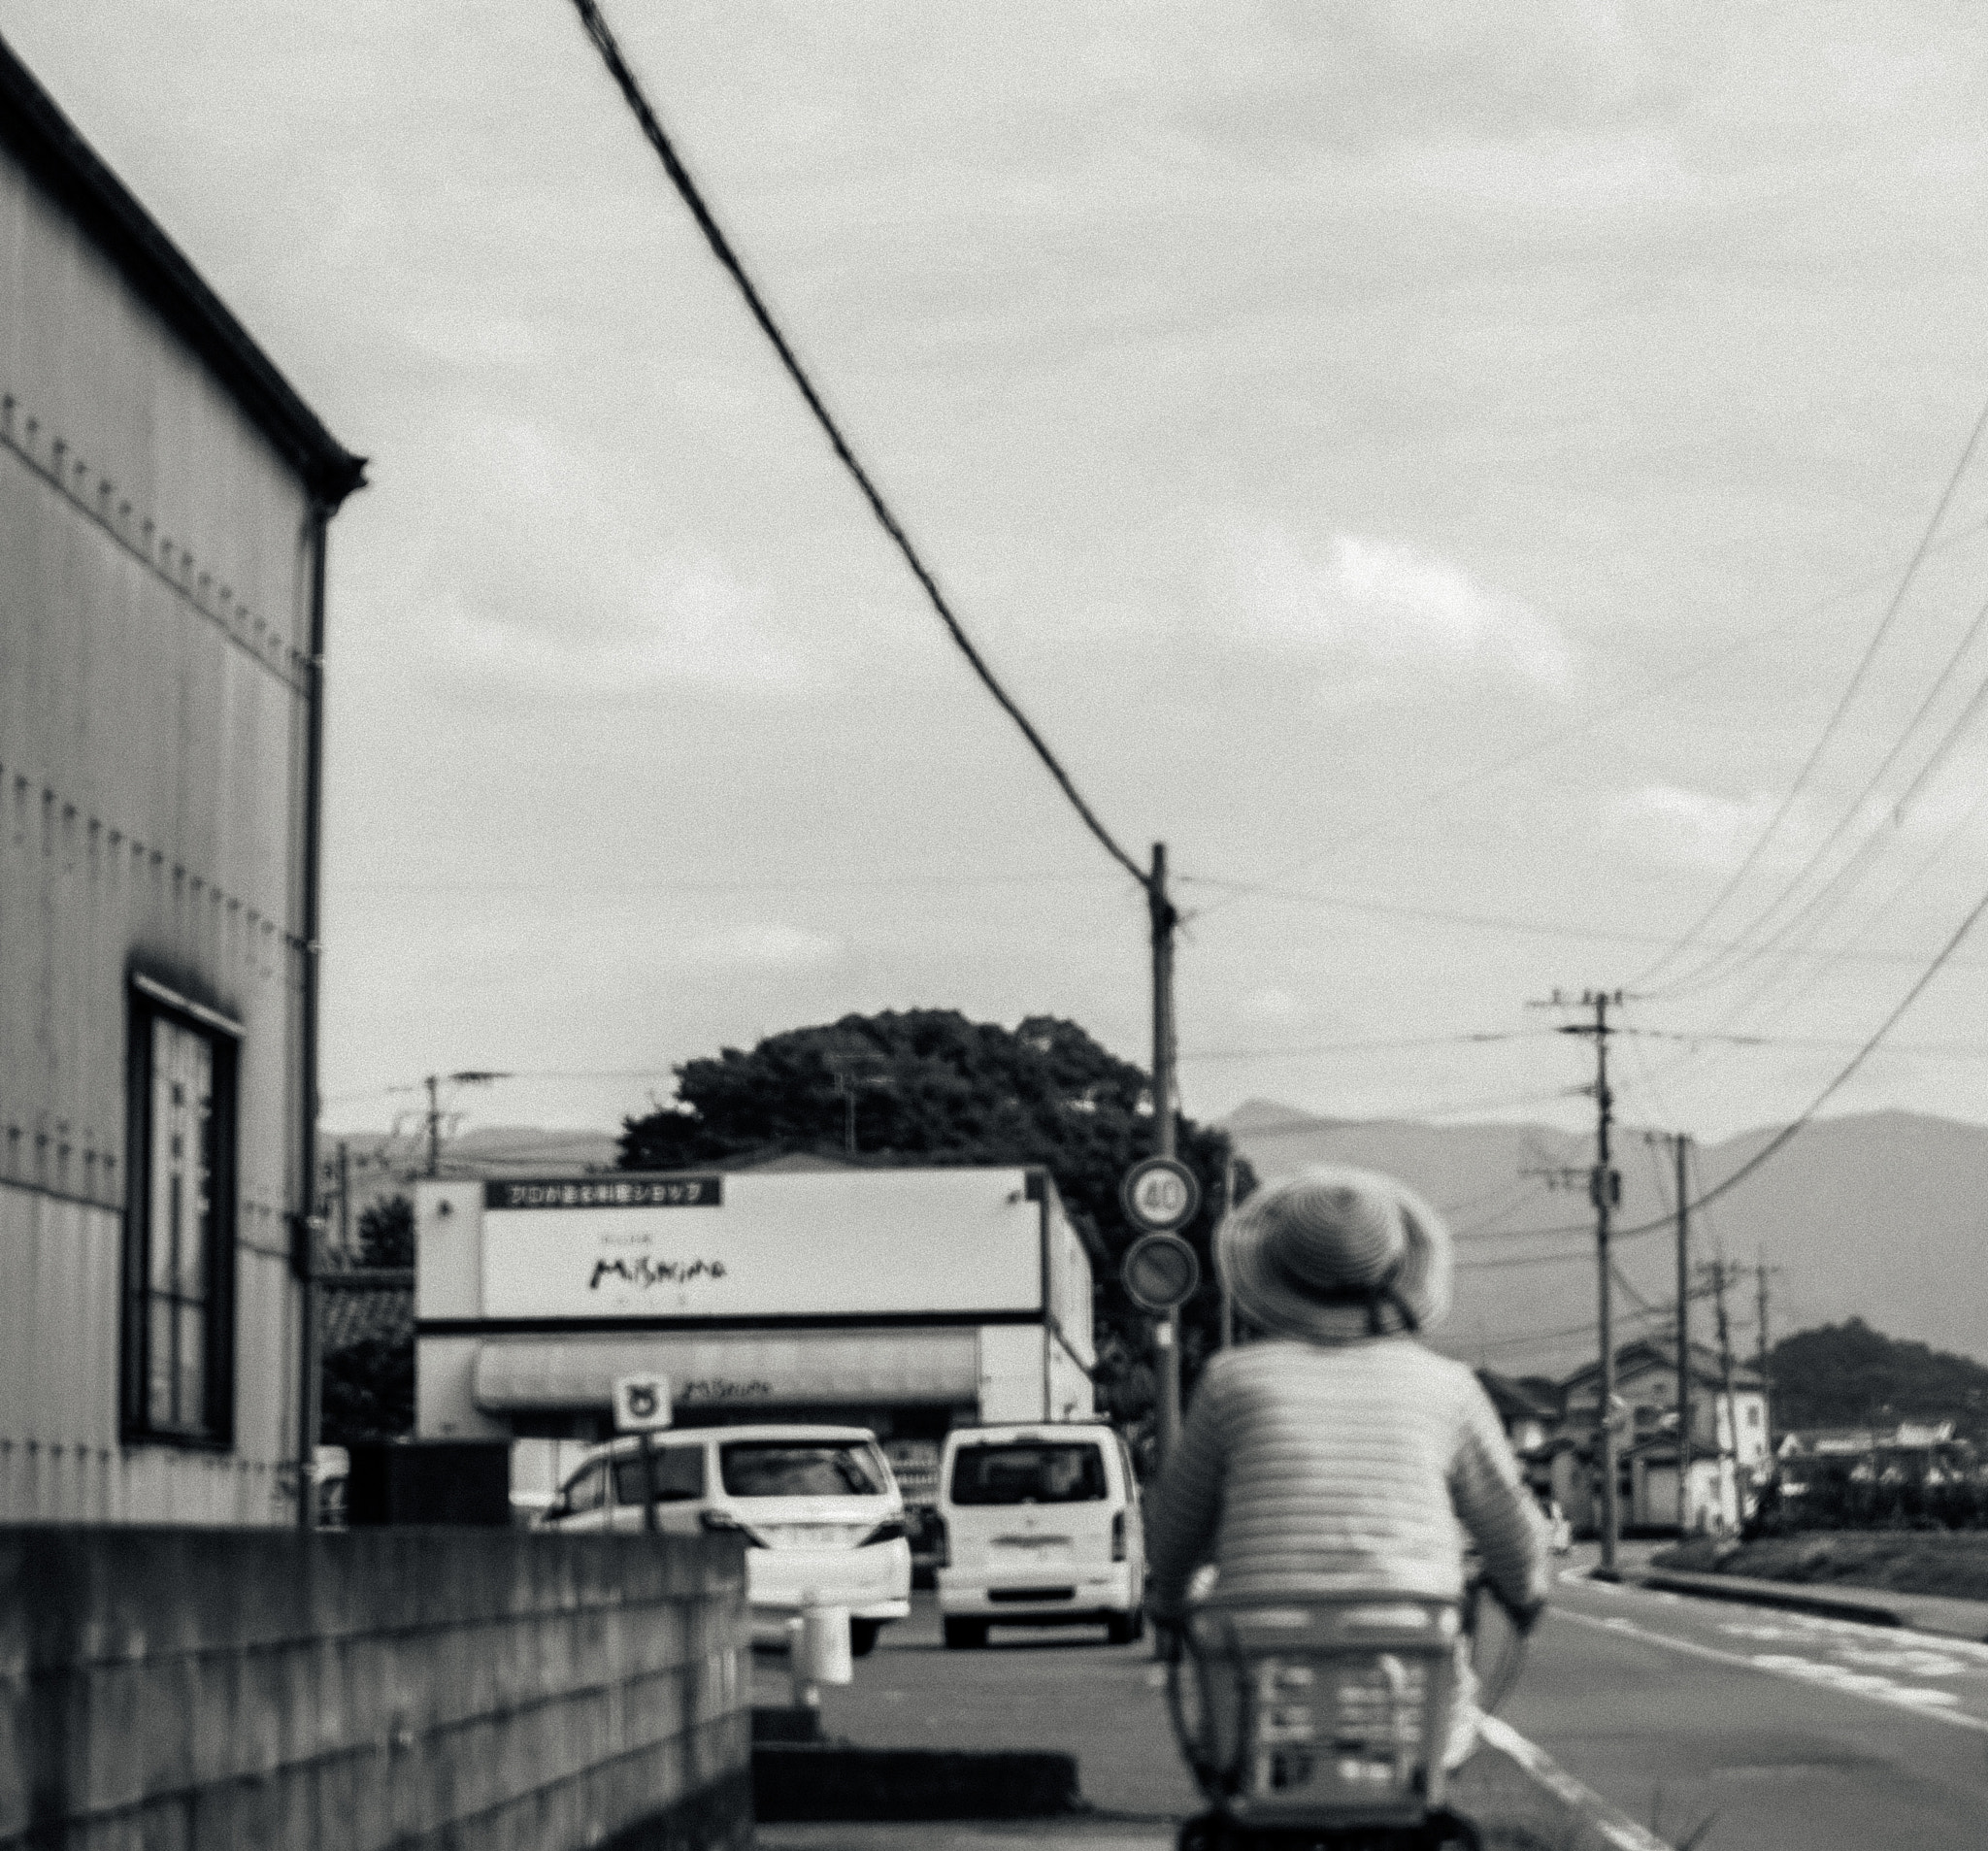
1120;1156;1201;1234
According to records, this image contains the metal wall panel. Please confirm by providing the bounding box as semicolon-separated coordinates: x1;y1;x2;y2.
0;133;320;1523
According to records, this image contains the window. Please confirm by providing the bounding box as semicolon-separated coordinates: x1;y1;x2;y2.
123;987;238;1444
949;1441;1109;1505
613;1445;707;1504
558;1460;608;1515
719;1439;887;1499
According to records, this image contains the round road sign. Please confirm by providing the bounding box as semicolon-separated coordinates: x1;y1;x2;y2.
1122;1232;1201;1313
1120;1156;1201;1233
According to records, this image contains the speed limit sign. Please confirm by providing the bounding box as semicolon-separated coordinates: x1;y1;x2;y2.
1120;1156;1201;1233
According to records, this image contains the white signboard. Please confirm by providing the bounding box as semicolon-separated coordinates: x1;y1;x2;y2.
480;1169;1045;1321
613;1373;672;1433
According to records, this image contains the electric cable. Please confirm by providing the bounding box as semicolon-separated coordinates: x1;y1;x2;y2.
1631;397;1988;989
1193;517;1988;926
1649;616;1988;1002
565;0;1148;890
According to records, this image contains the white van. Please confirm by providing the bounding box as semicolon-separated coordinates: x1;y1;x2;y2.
538;1423;911;1655
934;1421;1145;1647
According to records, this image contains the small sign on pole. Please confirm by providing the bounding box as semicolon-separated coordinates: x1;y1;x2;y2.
613;1374;672;1433
614;1374;671;1535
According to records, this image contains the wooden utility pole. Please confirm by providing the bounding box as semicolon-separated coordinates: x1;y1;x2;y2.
1148;842;1182;1463
1704;1256;1742;1525
337;1139;351;1260
1540;989;1622;1570
1673;1132;1692;1534
425;1074;443;1178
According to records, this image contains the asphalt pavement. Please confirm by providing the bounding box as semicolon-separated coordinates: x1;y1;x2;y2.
753;1593;1663;1849
1509;1557;1988;1849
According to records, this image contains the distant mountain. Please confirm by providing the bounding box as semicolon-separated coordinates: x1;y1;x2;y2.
1222;1104;1988;1376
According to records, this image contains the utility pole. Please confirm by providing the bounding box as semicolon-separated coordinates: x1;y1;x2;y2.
1148;842;1182;1464
1673;1132;1693;1535
337;1139;351;1261
1703;1256;1742;1528
1755;1256;1781;1446
423;1071;511;1179
1536;989;1622;1570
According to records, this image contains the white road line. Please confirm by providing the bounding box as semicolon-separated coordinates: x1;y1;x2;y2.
1476;1716;1671;1851
1549;1606;1988;1736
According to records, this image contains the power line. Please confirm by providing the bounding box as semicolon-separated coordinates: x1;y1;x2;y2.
1520;875;1988;1242
1647;631;1988;1003
1631;396;1988;990
1192;517;1988;926
1176;873;1988;973
1181;1029;1545;1062
565;0;1148;891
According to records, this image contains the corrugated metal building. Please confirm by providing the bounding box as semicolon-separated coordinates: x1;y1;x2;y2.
0;38;364;1522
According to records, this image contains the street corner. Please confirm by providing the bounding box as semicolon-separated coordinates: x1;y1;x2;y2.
1466;1718;1675;1851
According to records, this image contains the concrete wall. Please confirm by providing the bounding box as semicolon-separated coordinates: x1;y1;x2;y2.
0;1525;751;1851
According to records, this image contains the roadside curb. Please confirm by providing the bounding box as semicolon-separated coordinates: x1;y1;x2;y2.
753;1745;1081;1822
1632;1568;1903;1629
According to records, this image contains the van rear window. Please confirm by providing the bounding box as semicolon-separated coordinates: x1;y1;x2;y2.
950;1442;1108;1504
719;1441;887;1499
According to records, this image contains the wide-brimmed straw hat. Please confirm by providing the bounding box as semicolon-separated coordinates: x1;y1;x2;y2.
1218;1165;1452;1341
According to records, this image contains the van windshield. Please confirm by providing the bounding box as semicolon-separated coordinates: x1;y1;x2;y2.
719;1440;888;1499
950;1441;1108;1505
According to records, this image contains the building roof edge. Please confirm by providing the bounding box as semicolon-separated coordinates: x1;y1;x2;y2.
0;34;366;508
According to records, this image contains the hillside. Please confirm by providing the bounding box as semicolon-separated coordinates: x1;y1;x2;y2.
1770;1319;1988;1442
1223;1102;1988;1377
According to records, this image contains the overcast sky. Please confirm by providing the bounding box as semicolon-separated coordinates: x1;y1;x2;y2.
11;3;1988;1153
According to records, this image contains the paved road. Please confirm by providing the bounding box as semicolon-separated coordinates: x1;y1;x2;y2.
757;1596;1202;1818
1508;1562;1988;1849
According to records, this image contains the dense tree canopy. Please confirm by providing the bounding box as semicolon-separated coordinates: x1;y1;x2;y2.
1771;1318;1988;1442
618;1009;1252;1434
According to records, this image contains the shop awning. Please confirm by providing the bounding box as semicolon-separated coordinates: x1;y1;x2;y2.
471;1327;981;1413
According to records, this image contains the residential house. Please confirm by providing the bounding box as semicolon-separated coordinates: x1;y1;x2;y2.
1557;1339;1771;1536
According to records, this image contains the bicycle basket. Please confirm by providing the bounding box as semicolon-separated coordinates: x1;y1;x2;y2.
1177;1596;1463;1828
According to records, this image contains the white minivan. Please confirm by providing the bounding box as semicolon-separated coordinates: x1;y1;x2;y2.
538;1423;912;1655
934;1421;1145;1647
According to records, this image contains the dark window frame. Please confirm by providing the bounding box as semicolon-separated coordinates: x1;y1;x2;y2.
121;979;240;1448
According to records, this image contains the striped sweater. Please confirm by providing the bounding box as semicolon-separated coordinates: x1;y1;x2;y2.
1146;1337;1548;1616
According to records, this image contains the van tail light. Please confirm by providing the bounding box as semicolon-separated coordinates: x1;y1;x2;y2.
859;1516;908;1548
700;1509;768;1548
1111;1511;1127;1563
929;1515;948;1570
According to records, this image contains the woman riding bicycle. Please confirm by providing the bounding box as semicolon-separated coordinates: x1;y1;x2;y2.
1146;1165;1549;1768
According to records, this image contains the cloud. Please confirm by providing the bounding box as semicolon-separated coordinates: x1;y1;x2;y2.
1232;526;1571;688
680;924;843;972
420;550;809;694
1611;783;1777;869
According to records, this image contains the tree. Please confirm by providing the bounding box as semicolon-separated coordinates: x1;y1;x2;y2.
1770;1318;1988;1444
618;1009;1252;1438
355;1195;414;1270
318;1193;417;1445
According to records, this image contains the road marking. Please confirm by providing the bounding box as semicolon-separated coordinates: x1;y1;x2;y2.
1476;1716;1671;1851
1551;1605;1988;1735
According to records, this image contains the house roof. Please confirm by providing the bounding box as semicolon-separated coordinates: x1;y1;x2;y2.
0;34;365;507
1477;1368;1560;1427
1560;1338;1764;1396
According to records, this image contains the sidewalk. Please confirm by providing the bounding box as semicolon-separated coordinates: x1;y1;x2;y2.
1622;1567;1988;1637
1609;1563;1988;1641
